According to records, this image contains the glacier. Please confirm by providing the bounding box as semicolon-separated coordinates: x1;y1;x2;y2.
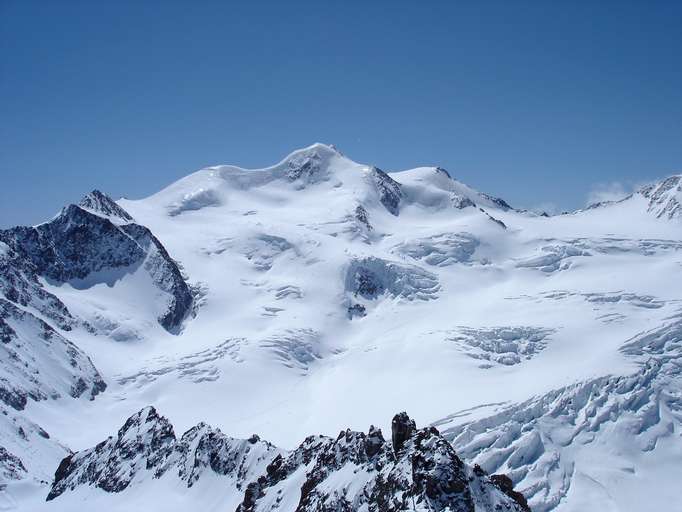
1;143;681;511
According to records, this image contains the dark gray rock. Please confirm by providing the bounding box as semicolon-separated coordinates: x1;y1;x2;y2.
238;412;529;512
47;406;282;501
480;193;513;211
391;411;415;455
347;303;367;319
0;445;27;482
0;192;193;332
355;204;372;231
639;175;682;219
0;298;106;411
284;144;338;185
370;167;403;216
47;408;530;511
3;204;146;282
490;474;531;512
0;241;76;331
79;189;134;222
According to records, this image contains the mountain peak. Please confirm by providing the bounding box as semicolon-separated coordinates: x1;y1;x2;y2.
78;189;133;223
637;174;682;219
278;143;344;182
287;142;341;158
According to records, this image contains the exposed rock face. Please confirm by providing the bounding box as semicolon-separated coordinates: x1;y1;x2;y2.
0;241;76;330
370;167;403;216
0;298;106;411
341;204;374;243
47;406;282;500
0;294;104;488
354;204;372;232
47;408;529;512
0;445;27;483
2;203;143;282
480;193;512;211
391;411;415;454
47;406;175;498
237;412;528;512
489;474;530;512
78;189;134;223
0;192;193;332
451;195;475;209
583;174;682;220
481;210;507;229
0;403;68;487
638;175;682;219
119;223;194;331
347;303;367;319
175;424;276;487
286;151;326;183
284;144;339;185
0;192;197;490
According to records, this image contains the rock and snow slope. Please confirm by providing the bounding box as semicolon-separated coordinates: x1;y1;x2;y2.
0;192;194;502
1;144;681;511
44;408;528;512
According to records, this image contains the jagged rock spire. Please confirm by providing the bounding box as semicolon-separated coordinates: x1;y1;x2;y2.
48;407;531;511
391;411;416;454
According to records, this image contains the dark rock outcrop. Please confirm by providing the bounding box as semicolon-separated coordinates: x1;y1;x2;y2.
0;241;76;331
452;194;476;209
284;144;339;185
78;189;134;222
0;192;193;332
347;303;367;319
391;411;415;454
0;445;27;482
3;204;146;282
354;205;372;231
47;406;282;501
481;194;512;211
490;474;531;512
237;412;529;512
47;407;529;511
0;298;106;411
639;175;682;219
370;167;403;216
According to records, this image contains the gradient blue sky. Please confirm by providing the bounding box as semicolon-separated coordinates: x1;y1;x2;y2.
1;0;681;227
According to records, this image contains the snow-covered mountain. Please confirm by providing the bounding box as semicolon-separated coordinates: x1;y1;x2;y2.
585;174;682;219
1;144;681;511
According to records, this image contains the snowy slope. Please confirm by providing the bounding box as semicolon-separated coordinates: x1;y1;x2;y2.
1;144;681;511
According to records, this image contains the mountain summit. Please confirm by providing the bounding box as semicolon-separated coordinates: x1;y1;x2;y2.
1;146;681;511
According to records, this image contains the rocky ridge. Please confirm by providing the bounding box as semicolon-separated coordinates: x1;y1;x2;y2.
47;408;529;512
0;191;194;332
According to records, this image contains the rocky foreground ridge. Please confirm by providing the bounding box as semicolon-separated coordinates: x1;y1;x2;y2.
47;408;529;512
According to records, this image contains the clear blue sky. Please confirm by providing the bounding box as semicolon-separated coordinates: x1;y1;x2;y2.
1;0;681;227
